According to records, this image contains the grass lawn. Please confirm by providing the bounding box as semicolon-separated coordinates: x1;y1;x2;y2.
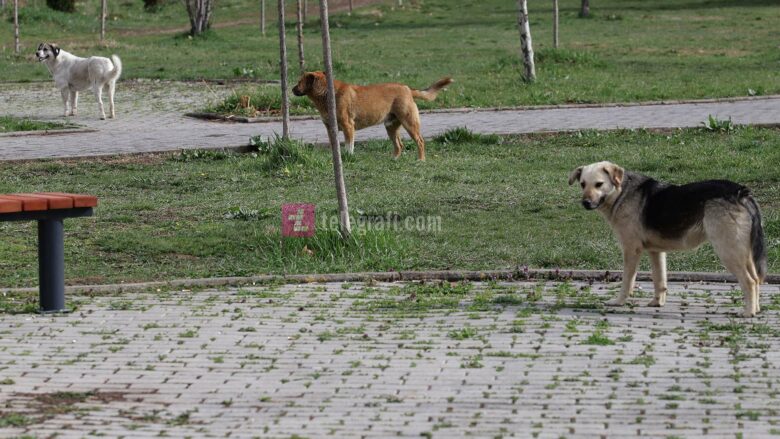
0;127;777;288
1;0;778;111
0;116;76;133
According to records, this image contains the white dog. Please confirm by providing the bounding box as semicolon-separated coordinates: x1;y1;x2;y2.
36;43;122;120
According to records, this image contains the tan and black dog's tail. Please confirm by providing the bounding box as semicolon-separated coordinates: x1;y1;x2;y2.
741;190;768;282
412;77;453;101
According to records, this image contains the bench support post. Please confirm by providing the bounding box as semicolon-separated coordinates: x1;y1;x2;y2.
38;218;65;313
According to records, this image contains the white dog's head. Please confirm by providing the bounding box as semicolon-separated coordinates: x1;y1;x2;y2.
568;161;625;210
35;42;60;62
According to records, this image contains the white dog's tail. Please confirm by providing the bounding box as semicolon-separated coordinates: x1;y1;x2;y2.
109;55;122;81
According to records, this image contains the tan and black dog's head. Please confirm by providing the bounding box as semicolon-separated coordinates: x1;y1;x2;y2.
568;161;625;210
292;71;327;97
35;43;60;62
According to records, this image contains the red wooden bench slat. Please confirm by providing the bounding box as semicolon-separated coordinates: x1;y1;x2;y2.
0;198;23;214
37;192;98;208
0;195;48;211
15;193;74;210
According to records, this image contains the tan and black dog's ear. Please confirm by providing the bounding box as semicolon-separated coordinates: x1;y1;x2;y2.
568;166;583;186
603;163;624;187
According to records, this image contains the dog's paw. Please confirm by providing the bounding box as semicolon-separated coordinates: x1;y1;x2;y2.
646;298;665;307
742;309;756;318
604;298;627;307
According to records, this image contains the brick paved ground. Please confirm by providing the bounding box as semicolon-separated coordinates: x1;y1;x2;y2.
2;280;780;438
2;81;779;161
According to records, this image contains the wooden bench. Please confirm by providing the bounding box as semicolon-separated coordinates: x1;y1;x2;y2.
0;193;97;313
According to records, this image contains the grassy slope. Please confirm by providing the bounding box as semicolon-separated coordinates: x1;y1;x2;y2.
1;0;779;107
0;127;777;288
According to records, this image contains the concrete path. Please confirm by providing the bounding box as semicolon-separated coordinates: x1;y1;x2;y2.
2;81;779;161
1;279;780;438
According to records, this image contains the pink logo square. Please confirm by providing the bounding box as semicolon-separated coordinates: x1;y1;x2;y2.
281;204;315;237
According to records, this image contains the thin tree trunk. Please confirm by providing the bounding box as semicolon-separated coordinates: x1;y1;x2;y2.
348;0;352;14
100;0;107;43
319;0;351;237
260;0;265;36
579;0;589;18
278;0;290;139
296;0;305;72
302;0;306;22
552;0;558;49
516;0;536;82
13;0;19;54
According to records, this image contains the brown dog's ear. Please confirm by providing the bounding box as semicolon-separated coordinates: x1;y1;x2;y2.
603;163;624;187
568;166;583;186
309;72;327;96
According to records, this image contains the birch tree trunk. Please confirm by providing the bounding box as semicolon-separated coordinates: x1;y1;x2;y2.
100;0;107;43
516;0;536;82
319;0;351;237
13;0;20;54
260;0;265;36
184;0;214;36
296;0;305;72
302;0;306;22
579;0;589;18
552;0;559;48
278;0;290;139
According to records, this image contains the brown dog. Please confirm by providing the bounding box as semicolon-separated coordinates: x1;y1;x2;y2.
292;71;452;160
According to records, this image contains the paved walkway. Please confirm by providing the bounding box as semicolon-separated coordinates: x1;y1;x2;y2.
1;280;780;438
1;81;779;161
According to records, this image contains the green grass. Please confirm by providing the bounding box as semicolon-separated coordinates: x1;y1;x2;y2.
1;0;778;109
0;116;75;133
0;127;778;288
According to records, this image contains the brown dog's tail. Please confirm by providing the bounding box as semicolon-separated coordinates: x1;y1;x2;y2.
411;77;453;101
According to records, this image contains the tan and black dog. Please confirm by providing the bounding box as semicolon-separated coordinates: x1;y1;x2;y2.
569;161;767;317
292;71;452;161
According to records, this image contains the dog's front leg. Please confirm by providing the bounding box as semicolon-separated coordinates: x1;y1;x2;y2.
342;122;355;154
647;251;667;307
60;89;70;116
606;247;642;306
69;91;79;116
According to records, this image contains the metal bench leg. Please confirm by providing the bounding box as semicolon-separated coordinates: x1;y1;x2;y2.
38;218;65;313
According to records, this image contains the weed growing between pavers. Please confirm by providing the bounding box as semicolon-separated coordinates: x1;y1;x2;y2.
0;116;76;133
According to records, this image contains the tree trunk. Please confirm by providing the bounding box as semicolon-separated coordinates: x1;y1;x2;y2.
579;0;589;18
184;0;213;35
516;0;536;82
278;0;290;139
319;0;352;238
260;0;265;36
302;0;306;22
348;0;352;14
552;0;558;49
100;0;107;42
296;0;305;72
13;0;19;54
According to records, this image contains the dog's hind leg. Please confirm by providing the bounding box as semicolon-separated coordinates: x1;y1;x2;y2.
93;83;106;120
607;247;641;306
108;81;116;119
385;120;403;159
647;251;668;307
401;119;425;161
706;212;759;317
69;91;79;116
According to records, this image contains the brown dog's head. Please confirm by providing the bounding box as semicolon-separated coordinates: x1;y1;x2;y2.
568;161;624;210
36;42;60;62
292;71;327;97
